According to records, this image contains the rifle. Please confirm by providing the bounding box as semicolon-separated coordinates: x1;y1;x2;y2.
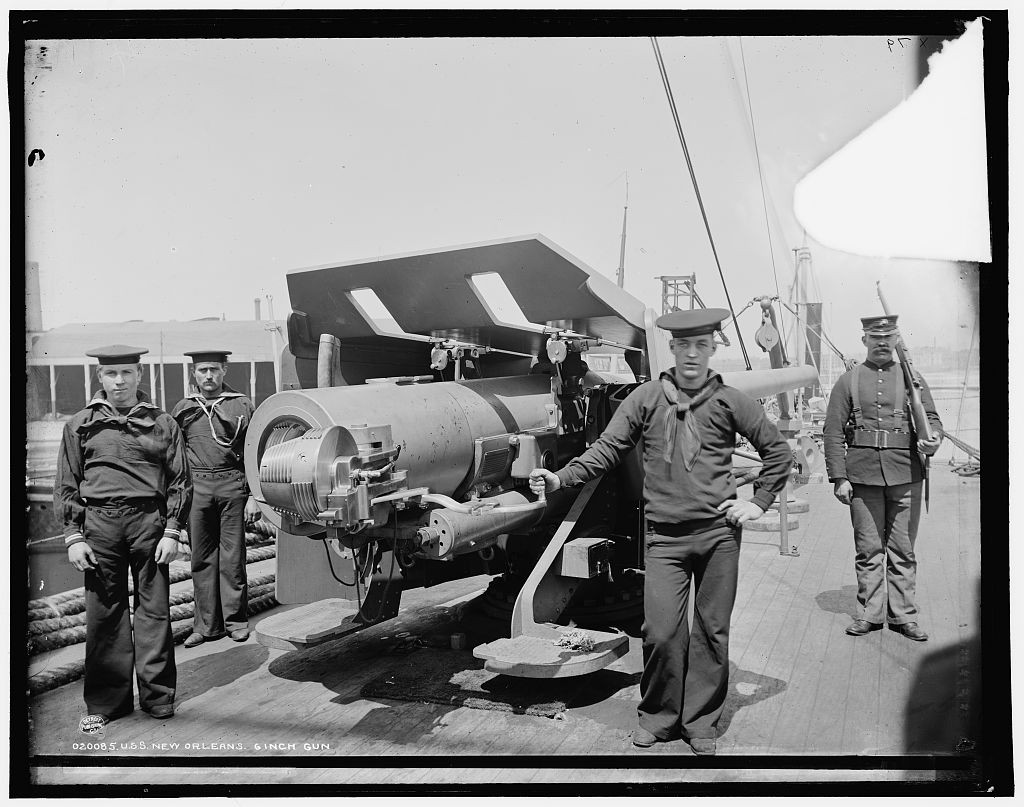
876;282;934;508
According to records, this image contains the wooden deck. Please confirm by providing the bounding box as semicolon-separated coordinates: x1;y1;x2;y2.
25;463;982;787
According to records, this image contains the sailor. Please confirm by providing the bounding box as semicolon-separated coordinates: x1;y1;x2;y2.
530;309;791;755
171;350;260;647
823;315;943;641
54;346;191;732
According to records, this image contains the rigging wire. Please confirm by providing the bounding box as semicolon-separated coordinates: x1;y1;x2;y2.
777;300;848;366
737;37;785;317
650;36;752;370
951;316;978;462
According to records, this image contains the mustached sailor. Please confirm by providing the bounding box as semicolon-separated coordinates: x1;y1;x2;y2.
171;350;260;648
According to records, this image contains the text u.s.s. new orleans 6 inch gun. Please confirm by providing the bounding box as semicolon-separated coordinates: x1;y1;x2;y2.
246;235;818;677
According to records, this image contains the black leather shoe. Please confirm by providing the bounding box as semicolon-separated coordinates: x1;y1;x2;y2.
144;703;174;719
889;622;928;642
845;619;882;636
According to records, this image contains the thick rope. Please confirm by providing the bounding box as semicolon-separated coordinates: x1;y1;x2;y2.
27;590;281;696
27;564;278;655
28;531;274;615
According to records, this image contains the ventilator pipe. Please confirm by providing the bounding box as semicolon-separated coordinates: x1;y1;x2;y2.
317;334;342;388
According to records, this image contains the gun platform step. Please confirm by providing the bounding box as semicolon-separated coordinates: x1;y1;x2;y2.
254;599;363;650
473;628;628;678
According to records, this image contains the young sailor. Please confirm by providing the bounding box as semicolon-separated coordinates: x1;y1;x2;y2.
54;345;191;732
171;350;260;647
530;309;791;755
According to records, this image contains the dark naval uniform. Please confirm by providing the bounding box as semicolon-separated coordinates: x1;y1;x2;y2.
554;310;791;745
171;364;255;640
54;350;191;720
823;318;942;630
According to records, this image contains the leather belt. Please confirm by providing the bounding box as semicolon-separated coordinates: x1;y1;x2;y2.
849;429;912;449
647;514;731;537
86;497;162;511
193;468;244;479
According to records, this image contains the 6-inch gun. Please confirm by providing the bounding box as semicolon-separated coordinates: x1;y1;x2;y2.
247;236;817;676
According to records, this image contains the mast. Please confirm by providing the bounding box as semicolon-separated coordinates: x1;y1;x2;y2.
793;247;822;398
616;173;628;288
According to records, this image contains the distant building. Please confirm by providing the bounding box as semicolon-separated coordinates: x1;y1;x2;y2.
26;318;284;421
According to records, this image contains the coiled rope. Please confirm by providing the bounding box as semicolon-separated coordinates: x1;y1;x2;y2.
26;525;281;697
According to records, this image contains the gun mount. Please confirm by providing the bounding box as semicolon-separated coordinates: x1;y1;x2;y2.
247;235;818;677
246;375;559;556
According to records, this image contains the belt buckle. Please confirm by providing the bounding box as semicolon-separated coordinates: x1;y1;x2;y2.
879;431;888;449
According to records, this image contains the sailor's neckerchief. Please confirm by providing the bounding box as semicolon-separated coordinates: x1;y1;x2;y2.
76;390;161;436
659;369;723;471
185;385;246;447
70;389;184;542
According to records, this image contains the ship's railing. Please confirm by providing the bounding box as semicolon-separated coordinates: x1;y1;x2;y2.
25;356;278;418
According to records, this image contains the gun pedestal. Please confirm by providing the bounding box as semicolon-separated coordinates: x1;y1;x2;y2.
473;477;629;678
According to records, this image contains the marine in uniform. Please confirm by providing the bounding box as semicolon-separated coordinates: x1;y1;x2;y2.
171;350;260;647
823;315;943;641
54;346;192;732
530;310;792;755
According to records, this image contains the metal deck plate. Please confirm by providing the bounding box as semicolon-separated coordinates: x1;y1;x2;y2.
473;628;629;678
254;598;363;651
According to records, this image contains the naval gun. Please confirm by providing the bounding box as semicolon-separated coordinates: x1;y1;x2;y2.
247;235;818;677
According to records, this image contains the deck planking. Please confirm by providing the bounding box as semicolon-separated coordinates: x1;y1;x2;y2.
839;616;884;753
799;518;861;754
25;467;981;784
723;527;821;748
762;491;847;752
737;490;844;753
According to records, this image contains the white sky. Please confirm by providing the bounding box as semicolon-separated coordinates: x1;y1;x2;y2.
25;32;983;360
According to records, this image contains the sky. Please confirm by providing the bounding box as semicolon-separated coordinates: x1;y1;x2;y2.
24;29;986;362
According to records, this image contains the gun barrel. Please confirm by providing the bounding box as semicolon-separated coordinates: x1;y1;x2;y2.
246;363;819;536
721;365;818;399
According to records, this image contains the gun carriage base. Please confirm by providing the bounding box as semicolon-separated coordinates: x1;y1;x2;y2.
247;375;646;674
245;237;819;678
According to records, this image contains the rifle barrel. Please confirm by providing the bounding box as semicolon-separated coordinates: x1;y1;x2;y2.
876;281;933;442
